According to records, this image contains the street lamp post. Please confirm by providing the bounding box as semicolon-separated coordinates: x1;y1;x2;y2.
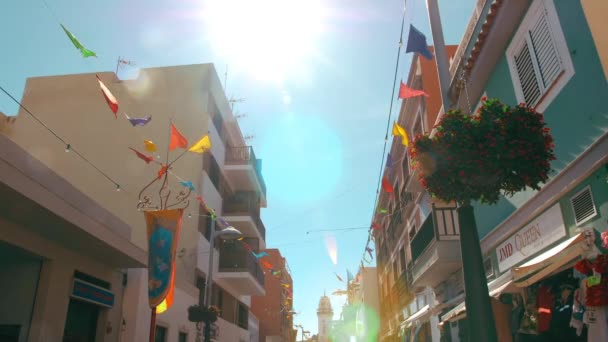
200;219;243;342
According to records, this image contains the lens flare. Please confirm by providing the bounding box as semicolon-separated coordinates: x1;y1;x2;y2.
325;234;338;265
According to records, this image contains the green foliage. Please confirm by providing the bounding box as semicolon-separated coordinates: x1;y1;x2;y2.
410;98;556;205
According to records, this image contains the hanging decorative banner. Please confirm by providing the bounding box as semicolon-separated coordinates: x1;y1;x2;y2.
188;135;212;153
241;241;253;253
392;122;409;147
178;181;195;191
145;209;184;313
371;222;381;230
96;75;119;116
60;24;97;58
271;270;281;276
382;177;394;193
125;113;152;127
261;260;273;270
406;24;433;60
129;147;154;164
144;140;157;152
169;123;188;150
399;81;429;99
379;208;388;214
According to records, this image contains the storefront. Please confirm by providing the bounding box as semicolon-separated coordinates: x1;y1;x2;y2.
440;198;608;342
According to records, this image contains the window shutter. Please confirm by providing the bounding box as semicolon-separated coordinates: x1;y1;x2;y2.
570;186;597;225
514;41;542;105
529;11;563;90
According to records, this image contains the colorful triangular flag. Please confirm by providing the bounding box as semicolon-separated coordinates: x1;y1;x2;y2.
129;147;154;164
406;25;433;60
399;81;429;99
188;135;211;153
169;123;188;150
96;75;118;116
392;122;409;147
382;177;394;193
144;140;157;153
60;24;97;58
178;181;195;191
124;113;152;127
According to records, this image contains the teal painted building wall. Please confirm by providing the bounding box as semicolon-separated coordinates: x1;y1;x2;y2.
470;0;608;238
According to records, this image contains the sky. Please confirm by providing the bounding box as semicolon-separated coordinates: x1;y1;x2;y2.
1;0;475;338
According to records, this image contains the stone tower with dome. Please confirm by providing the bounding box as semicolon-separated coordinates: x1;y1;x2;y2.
317;293;333;342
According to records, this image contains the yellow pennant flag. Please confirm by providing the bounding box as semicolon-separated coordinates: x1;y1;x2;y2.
144;139;157;152
188;135;211;153
392;122;409;147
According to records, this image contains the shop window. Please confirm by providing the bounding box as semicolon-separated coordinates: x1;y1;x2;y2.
178;332;187;342
155;326;167;342
506;0;574;111
570;185;597;225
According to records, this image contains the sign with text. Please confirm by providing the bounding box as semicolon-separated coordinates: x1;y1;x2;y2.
71;279;115;308
496;204;566;272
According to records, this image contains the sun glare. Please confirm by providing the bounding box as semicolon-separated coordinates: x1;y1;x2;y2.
204;0;325;82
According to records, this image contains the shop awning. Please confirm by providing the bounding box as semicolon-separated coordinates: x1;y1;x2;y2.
440;271;514;323
402;305;430;329
511;232;592;287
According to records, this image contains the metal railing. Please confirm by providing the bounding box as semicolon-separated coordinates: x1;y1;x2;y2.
222;191;266;240
410;206;459;262
225;146;267;196
218;241;265;287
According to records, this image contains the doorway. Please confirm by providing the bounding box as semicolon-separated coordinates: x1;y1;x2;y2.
62;298;100;342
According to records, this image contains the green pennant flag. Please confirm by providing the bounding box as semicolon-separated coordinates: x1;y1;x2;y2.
61;24;97;58
379;208;388;214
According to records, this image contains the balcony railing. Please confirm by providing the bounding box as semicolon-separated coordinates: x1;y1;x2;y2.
223;191;266;240
410;206;459;262
225;146;267;196
218;241;265;287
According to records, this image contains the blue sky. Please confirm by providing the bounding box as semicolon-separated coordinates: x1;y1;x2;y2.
1;0;474;337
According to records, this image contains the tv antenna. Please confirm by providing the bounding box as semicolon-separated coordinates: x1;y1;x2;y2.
244;134;255;141
228;96;246;111
115;56;136;76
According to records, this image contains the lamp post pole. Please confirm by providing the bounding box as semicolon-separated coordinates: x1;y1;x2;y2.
424;1;498;340
203;219;216;342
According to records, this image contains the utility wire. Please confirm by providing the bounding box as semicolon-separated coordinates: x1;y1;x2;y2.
361;4;409;265
0;84;123;190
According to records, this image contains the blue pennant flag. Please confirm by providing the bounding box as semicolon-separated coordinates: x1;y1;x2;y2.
386;153;394;169
406;25;433;60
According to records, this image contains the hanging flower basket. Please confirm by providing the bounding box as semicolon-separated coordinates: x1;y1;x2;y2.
410;98;556;205
188;305;220;323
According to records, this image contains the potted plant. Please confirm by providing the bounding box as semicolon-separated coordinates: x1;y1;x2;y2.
410;98;555;342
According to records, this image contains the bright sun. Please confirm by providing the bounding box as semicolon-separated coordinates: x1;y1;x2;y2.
204;0;325;82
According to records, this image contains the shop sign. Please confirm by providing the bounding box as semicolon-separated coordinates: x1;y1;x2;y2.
495;204;566;272
71;279;115;308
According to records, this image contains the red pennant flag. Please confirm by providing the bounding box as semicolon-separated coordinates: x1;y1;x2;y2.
371;222;381;230
96;75;118;116
399;81;429;99
261;260;273;269
129;147;154;164
169;123;188;150
242;242;253;252
382;177;394;193
157;164;168;180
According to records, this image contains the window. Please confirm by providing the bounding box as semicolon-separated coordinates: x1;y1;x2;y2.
155;326;167;342
506;0;574;111
400;247;406;272
570;186;597;226
178;332;188;342
393;261;398;282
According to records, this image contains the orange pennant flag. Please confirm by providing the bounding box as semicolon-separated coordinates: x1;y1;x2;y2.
398;81;429;99
169;123;188;150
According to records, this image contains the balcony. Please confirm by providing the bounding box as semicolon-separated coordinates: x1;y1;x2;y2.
224;146;267;206
215;241;265;296
223;191;266;244
410;206;461;289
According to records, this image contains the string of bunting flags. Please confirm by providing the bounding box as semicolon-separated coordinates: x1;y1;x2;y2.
358;11;434;270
